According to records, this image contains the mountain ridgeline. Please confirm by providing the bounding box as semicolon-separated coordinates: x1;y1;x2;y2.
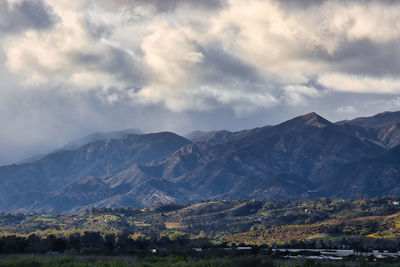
1;111;400;212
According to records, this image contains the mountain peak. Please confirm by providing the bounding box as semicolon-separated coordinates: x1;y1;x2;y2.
300;112;331;127
277;112;332;131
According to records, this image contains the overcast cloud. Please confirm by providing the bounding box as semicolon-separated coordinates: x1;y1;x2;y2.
1;0;400;165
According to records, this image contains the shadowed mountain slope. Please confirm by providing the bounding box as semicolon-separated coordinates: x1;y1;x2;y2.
319;145;400;198
98;113;385;208
0;111;399;212
337;111;400;148
0;132;190;212
190;129;259;145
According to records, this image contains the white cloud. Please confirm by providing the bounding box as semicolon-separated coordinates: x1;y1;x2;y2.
336;105;357;114
196;85;279;116
318;74;400;94
283;85;320;106
321;1;400;44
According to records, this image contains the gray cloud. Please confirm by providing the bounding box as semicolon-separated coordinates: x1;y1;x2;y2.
291;38;400;78
0;0;57;33
197;44;263;84
329;39;400;77
69;45;145;86
96;0;226;12
83;18;113;40
279;0;400;9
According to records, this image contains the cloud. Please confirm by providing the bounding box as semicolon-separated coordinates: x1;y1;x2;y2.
322;39;400;77
130;20;204;111
211;0;400;81
336;105;357;114
4;4;145;89
197;45;262;85
4;0;400;111
318;74;400;94
0;0;57;33
283;85;321;106
94;0;226;12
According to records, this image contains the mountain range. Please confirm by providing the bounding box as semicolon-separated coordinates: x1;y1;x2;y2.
1;111;400;212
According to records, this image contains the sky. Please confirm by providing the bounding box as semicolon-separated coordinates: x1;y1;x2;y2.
1;0;400;165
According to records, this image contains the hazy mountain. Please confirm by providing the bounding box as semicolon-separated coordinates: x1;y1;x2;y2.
17;153;47;164
60;128;143;151
1;111;400;212
17;128;144;164
0;132;190;212
184;130;211;140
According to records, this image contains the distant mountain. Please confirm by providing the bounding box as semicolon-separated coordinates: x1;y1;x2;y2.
190;129;258;145
186;128;262;145
18;128;143;164
0;132;190;212
337;111;400;128
337;111;400;148
17;153;46;164
59;128;143;151
185;130;211;140
1;111;400;212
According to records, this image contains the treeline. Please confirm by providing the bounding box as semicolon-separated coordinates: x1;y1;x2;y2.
3;231;400;256
0;231;214;256
88;203;187;216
